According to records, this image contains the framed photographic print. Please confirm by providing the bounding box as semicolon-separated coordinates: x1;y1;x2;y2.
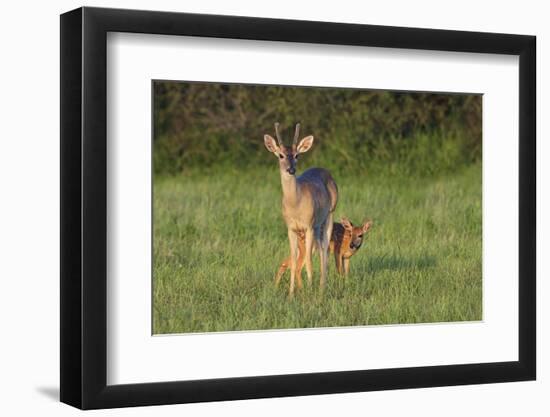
60;6;536;409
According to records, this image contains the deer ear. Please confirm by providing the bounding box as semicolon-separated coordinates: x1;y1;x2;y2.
363;220;373;233
297;135;314;154
341;217;353;230
264;135;280;154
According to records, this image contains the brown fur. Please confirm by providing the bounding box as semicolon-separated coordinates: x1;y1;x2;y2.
275;218;373;284
265;123;338;296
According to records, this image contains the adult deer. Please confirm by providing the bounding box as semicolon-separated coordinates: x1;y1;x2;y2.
264;123;338;296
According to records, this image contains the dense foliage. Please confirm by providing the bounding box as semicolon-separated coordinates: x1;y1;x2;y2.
153;81;481;176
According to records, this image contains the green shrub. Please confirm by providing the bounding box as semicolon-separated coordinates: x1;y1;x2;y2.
153;82;481;177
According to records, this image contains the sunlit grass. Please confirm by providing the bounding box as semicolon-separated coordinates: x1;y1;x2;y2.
153;162;482;334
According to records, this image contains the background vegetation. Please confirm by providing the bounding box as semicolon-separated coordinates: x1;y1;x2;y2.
153;82;481;177
152;81;482;334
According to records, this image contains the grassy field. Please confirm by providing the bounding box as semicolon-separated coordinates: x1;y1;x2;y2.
153;163;482;334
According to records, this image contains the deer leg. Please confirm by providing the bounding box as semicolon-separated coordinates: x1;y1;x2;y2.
343;258;350;277
295;236;305;290
332;238;343;275
275;257;289;286
304;228;314;285
319;240;328;290
335;251;343;275
313;227;324;289
319;216;332;290
288;230;299;298
322;215;334;288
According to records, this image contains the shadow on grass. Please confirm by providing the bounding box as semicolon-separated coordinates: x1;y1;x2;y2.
367;254;436;273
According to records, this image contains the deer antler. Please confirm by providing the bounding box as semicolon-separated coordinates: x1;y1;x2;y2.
274;122;284;148
293;123;301;146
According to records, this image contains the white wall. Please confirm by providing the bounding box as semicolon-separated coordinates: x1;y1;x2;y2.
0;0;546;415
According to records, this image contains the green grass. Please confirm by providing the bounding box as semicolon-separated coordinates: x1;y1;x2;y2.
153;163;482;334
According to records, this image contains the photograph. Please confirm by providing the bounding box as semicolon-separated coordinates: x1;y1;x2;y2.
152;81;483;335
52;2;539;412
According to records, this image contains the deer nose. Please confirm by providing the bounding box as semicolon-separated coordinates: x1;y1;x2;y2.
287;167;296;175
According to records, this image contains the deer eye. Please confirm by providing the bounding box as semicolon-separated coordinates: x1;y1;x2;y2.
358;234;363;238
294;154;299;159
278;154;284;159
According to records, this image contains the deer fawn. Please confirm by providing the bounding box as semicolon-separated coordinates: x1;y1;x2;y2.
275;218;373;284
264;123;338;296
332;218;373;275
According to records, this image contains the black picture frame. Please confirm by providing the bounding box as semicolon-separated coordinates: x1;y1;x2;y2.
60;6;536;410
